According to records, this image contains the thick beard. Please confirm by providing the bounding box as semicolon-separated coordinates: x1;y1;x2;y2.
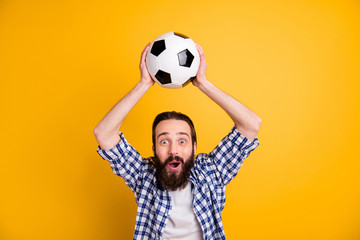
153;150;195;191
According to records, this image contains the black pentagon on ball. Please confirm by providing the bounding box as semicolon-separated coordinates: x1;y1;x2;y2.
178;49;194;68
151;40;166;57
155;70;172;84
174;32;189;39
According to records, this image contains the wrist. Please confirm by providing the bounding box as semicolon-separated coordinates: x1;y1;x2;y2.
136;80;153;93
196;77;212;91
139;77;154;88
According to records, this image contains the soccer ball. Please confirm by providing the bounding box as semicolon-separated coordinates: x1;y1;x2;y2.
146;32;200;88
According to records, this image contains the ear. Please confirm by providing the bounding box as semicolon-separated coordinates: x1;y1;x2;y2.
193;142;197;155
152;145;155;155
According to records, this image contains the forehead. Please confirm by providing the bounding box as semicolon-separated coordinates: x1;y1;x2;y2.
155;119;191;137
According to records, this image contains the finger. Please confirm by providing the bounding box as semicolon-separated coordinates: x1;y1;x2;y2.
140;43;151;63
196;46;206;66
140;44;149;62
195;43;205;56
195;43;206;65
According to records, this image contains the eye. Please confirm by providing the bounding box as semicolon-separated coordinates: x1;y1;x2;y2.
160;139;169;144
179;139;186;144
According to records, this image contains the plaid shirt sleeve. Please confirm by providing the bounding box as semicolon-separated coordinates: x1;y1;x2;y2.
209;126;259;185
96;132;144;194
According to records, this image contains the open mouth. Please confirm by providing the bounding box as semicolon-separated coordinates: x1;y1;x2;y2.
167;160;181;171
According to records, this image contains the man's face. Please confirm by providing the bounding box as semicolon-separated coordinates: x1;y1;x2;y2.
153;119;197;190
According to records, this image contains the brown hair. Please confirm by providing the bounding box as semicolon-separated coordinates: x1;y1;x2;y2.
152;111;197;146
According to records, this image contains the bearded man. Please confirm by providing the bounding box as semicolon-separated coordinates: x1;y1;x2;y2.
94;43;261;240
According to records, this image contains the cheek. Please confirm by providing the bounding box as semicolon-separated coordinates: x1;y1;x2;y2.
182;146;193;158
155;146;167;159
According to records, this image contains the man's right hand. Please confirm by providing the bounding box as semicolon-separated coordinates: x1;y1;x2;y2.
139;43;155;87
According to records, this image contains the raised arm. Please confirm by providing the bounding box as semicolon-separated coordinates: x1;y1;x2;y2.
93;43;154;150
192;43;262;141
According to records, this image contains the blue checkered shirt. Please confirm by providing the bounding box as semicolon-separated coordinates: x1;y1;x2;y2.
97;126;259;240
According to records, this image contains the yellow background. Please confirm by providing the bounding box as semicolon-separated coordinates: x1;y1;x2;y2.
1;0;359;239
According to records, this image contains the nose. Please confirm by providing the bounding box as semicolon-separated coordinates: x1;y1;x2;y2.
168;143;178;156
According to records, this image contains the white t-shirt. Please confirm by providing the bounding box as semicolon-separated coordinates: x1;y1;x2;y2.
161;182;203;240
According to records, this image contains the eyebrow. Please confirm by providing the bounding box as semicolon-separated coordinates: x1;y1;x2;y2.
157;132;190;139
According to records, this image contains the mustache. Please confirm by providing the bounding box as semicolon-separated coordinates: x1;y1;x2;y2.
164;155;184;164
